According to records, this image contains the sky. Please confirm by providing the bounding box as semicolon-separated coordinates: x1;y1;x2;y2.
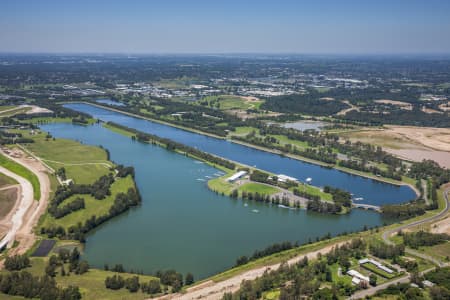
1;0;450;54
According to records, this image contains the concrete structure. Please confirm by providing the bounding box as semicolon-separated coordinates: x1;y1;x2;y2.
226;171;247;182
347;270;370;285
359;258;394;274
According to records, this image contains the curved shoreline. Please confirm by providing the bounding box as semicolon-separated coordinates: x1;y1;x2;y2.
61;101;420;198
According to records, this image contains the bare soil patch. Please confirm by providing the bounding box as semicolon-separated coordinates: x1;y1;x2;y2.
421;106;443;114
438;102;450;112
0;187;18;219
374;99;413;110
340;126;450;168
336;100;359;116
386;126;450;152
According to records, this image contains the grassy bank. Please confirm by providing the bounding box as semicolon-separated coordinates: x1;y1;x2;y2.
18;130;112;184
0;153;40;200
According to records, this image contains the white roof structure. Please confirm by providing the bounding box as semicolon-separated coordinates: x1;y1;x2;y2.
277;174;298;182
359;258;394;274
347;270;370;283
227;171;247;182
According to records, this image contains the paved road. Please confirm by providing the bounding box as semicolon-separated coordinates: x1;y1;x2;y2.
350;188;450;299
382;187;450;267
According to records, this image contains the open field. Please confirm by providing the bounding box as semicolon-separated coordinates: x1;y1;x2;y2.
0;172;17;187
0;105;15;112
2;257;161;300
19;130;112;184
339;126;450;168
201;95;263;111
0;187;18;219
374;99;413;110
237;182;280;195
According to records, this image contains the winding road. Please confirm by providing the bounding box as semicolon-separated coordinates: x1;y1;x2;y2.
382;187;450;267
0;166;33;250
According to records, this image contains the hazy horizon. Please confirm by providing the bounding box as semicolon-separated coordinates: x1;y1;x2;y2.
1;0;450;54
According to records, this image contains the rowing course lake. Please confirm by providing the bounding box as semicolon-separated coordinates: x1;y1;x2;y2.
64;103;417;206
41;122;387;279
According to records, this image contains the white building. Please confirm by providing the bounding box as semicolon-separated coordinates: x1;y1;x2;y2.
347;270;370;285
277;174;298;183
359;258;394;274
227;171;247;182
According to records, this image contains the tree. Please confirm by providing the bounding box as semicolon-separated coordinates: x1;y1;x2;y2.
125;276;140;292
185;272;194;285
369;274;377;286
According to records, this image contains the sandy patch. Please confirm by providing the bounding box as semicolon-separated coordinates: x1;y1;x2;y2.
439;102;450;112
431;215;450;235
374;99;413;110
421;106;443;114
23;105;53;115
336;100;359;116
386;126;450;152
340;126;450;168
239;96;261;102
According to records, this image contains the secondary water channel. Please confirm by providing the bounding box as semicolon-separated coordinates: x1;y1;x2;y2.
39;103;416;279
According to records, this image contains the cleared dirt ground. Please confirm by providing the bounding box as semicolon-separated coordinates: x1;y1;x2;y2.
340;126;450;168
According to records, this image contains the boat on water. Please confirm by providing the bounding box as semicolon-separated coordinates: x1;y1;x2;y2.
252;209;259;213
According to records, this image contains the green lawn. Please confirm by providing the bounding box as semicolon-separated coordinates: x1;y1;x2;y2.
0;153;40;200
230;126;257;136
237;183;280;195
24;131;108;163
0;105;14;112
41;175;135;230
201;95;262;110
17;257;161;300
360;262;397;279
20;130;112;184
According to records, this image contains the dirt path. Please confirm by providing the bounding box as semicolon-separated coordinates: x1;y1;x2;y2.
0;149;51;255
336;100;359;116
153;242;345;300
0;167;33;250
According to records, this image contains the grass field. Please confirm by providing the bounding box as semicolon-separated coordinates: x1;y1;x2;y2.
12;257;161;300
422;241;450;261
0;188;17;218
41;175;135;230
0;172;17;187
0;153;40;200
292;184;333;202
237;182;280;195
21;130;112;184
360;262;397;279
0;105;14;112
201;95;263;110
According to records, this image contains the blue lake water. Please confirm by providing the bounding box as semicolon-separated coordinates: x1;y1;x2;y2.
42;122;388;280
63;103;417;206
